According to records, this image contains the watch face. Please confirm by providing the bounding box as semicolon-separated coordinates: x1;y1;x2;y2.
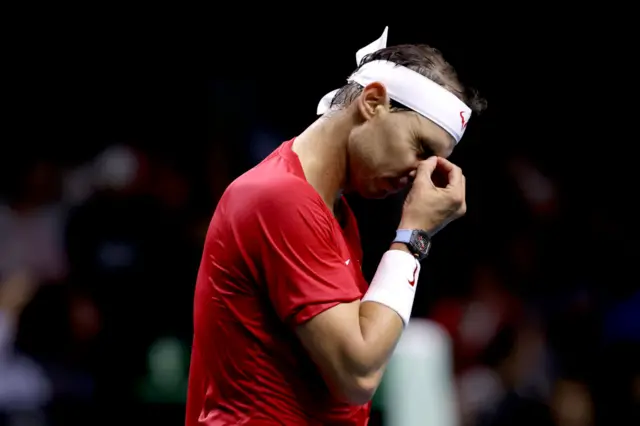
415;235;428;251
411;230;431;260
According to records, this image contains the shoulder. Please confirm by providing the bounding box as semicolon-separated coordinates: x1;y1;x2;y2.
224;170;327;221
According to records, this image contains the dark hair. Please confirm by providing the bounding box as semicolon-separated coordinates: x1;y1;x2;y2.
329;44;487;114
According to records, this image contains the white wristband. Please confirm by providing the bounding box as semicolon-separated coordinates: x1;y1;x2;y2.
362;249;421;326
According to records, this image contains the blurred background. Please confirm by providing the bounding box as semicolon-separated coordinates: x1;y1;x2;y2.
1;20;638;426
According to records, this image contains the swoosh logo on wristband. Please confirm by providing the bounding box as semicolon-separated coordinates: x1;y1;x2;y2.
408;264;418;287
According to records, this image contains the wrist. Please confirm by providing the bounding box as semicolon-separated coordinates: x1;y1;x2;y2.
398;222;437;238
392;229;432;261
398;218;435;234
363;250;420;327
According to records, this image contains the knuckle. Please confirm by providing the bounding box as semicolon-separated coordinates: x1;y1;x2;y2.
450;193;464;207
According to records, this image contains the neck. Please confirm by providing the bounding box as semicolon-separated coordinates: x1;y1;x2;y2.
292;109;356;210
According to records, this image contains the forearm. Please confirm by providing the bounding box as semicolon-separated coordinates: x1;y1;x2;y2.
352;275;407;373
340;245;419;400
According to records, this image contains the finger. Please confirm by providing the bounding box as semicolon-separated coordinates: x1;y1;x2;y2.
459;186;467;214
444;164;464;190
459;200;467;216
435;157;457;174
415;156;438;178
456;174;467;215
435;157;462;186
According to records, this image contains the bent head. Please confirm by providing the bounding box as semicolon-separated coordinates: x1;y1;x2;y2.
331;44;487;199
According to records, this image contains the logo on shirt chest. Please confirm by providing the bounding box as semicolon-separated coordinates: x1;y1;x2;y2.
345;258;362;271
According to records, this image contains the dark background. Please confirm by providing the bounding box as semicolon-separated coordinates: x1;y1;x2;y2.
0;18;637;425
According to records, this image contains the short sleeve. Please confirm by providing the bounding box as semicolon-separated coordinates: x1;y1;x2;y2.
251;184;361;327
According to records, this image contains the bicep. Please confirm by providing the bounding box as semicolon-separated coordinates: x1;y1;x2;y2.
295;301;366;393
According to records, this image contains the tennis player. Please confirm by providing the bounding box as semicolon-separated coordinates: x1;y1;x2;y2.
186;27;486;425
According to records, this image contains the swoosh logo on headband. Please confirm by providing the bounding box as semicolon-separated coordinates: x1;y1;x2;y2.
460;111;468;130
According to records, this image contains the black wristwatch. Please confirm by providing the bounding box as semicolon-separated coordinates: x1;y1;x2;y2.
393;229;432;261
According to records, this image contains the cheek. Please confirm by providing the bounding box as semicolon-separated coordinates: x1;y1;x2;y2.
378;137;414;175
349;120;409;178
375;122;411;164
349;126;380;172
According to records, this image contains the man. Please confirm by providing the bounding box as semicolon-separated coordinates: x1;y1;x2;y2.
187;27;486;425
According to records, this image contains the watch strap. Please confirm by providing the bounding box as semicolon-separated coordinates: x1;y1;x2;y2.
393;229;413;244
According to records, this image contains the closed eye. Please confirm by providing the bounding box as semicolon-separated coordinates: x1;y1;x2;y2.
417;139;435;160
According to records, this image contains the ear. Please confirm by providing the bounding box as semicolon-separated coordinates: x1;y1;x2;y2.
357;82;389;120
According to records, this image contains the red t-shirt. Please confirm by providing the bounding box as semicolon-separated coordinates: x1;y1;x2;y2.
186;139;372;425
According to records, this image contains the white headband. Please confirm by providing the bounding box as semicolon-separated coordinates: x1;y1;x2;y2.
317;27;471;144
